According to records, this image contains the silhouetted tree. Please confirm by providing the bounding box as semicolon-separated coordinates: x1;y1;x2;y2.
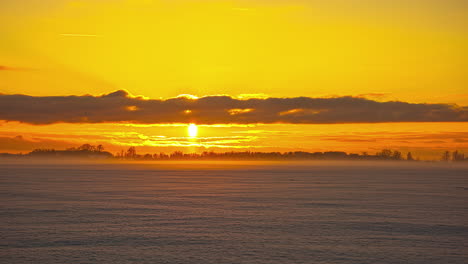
171;151;184;159
377;149;392;159
96;144;104;152
442;151;450;161
78;144;95;151
392;151;402;160
31;148;56;153
126;147;137;159
452;151;465;162
406;152;414;161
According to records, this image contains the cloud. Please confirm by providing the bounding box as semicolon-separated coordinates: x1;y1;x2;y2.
355;93;390;99
0;135;74;152
0;90;467;125
321;132;468;144
0;65;33;71
60;33;100;37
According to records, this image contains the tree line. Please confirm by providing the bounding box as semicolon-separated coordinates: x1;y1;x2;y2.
113;147;462;162
1;144;466;162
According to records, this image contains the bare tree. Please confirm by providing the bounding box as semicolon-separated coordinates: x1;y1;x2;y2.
377;149;392;159
126;147;137;159
406;152;414;161
442;151;450;161
452;150;465;162
96;144;104;152
392;151;402;160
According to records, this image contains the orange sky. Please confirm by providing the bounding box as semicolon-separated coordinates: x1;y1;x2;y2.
0;0;467;159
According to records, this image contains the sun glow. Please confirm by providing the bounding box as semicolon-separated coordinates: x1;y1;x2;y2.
188;124;198;137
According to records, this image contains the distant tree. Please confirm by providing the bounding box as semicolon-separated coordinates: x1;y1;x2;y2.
31;148;56;153
126;147;137;158
406;152;414;161
452;151;465;162
392;151;402;160
78;144;95;151
96;145;104;152
159;152;169;159
171;151;184;159
442;151;450;161
323;151;347;159
377;149;392;159
115;149;125;158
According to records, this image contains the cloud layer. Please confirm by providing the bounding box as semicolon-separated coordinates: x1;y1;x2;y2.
0;90;467;125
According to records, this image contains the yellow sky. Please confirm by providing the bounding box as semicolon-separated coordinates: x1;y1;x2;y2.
1;0;467;103
0;0;467;158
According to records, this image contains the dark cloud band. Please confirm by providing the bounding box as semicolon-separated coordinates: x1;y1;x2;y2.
0;90;466;124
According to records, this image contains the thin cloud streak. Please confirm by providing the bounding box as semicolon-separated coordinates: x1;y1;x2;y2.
0;65;34;71
60;33;100;37
0;90;467;125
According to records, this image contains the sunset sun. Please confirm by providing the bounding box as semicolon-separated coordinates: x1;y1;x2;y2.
188;124;198;138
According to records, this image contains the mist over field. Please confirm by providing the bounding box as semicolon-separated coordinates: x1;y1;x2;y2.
1;161;467;263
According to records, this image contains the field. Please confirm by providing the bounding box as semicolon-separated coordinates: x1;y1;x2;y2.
1;161;467;264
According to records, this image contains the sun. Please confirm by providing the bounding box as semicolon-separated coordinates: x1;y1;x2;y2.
188;123;198;137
